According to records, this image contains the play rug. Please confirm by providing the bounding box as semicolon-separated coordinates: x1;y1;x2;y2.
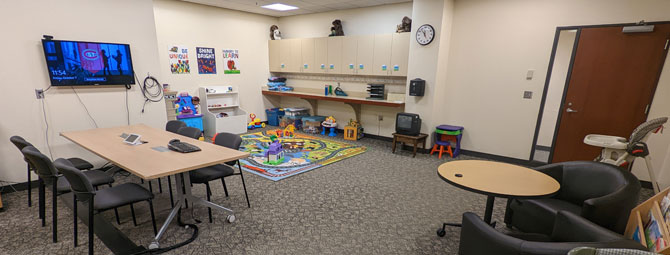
239;131;367;181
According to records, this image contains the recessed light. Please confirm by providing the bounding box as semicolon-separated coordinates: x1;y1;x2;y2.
261;3;299;11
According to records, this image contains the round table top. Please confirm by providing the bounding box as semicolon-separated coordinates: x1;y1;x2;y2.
438;160;560;199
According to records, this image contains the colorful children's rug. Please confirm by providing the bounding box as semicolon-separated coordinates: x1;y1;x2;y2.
239;131;367;181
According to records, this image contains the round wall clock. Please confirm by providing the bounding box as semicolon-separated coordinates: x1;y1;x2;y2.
416;24;435;46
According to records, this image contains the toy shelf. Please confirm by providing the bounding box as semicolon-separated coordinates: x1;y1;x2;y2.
625;187;670;254
199;86;248;137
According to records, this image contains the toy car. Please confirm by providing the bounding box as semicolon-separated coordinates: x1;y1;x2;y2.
247;113;266;130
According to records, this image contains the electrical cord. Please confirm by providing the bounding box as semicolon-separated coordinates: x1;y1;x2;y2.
125;86;130;125
134;72;163;113
130;208;199;255
41;98;54;160
72;86;99;128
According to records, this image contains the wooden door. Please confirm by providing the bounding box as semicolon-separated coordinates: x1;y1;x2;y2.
279;39;291;72
551;24;670;163
341;36;358;75
373;34;392;76
357;35;375;75
390;33;410;77
268;40;280;72
301;38;315;73
288;39;302;73
314;38;328;73
327;37;343;74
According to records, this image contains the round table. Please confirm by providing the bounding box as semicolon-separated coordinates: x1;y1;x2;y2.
436;160;560;236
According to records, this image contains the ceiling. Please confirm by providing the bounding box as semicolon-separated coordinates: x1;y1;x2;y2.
181;0;411;17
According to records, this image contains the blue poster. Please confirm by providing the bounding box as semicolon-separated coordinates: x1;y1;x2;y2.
196;47;216;74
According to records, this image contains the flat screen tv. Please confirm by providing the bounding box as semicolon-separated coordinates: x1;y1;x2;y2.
41;39;135;86
396;112;421;136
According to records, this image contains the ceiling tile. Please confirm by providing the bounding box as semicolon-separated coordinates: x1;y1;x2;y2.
180;0;411;17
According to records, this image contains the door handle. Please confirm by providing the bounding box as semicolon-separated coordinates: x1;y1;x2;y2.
566;108;578;113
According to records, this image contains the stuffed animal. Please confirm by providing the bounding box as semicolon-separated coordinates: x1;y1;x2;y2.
329;19;344;36
396;16;412;33
270;25;282;40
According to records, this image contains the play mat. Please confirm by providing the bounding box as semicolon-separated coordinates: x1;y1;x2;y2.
239;131;367;181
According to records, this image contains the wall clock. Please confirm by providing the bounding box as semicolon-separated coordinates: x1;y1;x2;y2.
416;24;435;46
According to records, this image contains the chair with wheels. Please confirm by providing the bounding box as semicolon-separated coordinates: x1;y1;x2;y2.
54;158;157;255
21;146;115;243
504;161;641;235
459;211;646;255
10;136;95;208
179;129;251;223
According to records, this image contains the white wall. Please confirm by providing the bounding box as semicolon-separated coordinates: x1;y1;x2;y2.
536;30;576;148
153;0;278;121
0;0;165;183
278;2;413;39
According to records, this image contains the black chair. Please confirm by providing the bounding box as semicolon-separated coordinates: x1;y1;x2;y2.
459;211;646;255
504;161;641;235
176;126;202;140
54;158;157;255
21;146;115;243
10;136;94;207
166;120;187;133
185;131;251;223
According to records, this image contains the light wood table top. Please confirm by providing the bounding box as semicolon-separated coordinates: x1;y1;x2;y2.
438;160;560;199
61;124;250;180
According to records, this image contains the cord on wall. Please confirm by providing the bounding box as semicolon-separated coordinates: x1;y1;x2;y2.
125;87;130;125
41;97;54;160
72;86;99;128
134;72;163;114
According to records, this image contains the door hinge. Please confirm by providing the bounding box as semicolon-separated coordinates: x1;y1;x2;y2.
645;104;650;114
665;39;669;50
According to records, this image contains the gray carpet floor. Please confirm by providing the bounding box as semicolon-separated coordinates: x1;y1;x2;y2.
0;127;653;254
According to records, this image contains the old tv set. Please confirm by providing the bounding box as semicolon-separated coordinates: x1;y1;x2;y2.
396;113;421;136
41;39;135;86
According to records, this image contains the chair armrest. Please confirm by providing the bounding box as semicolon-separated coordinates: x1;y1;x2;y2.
582;173;640;233
552;210;626;242
534;163;564;185
459;212;524;255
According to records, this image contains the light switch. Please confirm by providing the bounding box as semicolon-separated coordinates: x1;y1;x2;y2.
523;91;533;99
526;69;535;80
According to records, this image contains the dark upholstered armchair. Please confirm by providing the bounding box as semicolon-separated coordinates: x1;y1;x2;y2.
460;211;646;255
504;161;640;235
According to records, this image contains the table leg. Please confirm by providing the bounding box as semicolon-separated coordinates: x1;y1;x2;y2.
412;140;418;158
149;173;186;249
484;196;495;225
392;136;397;153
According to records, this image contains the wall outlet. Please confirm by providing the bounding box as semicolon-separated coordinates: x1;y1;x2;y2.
35;89;44;99
523;91;533;99
378;115;383;121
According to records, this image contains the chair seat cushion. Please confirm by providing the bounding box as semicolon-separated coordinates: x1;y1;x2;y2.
509;198;582;235
189;164;234;184
57;170;115;193
93;183;153;211
66;157;94;170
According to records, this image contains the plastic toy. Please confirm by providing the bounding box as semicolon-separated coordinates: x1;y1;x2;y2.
303;121;321;134
264;135;285;165
247;113;266;130
344;119;363;140
334;83;348;97
176;93;196;115
284;124;296;138
321;116;337;137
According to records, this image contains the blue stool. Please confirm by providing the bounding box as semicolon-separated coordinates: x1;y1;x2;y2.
328;127;337;137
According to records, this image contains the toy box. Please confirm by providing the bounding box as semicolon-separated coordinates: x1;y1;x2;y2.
279;115;305;129
284;107;310;117
265;108;285;126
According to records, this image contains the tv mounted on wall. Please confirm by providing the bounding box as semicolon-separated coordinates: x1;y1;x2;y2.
41;39;135;86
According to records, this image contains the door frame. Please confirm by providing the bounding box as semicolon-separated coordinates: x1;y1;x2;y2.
529;21;670;162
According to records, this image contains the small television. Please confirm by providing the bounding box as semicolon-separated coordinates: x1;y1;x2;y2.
41;39;135;86
396;113;421;136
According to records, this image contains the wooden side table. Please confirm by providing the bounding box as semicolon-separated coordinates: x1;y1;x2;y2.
392;133;428;158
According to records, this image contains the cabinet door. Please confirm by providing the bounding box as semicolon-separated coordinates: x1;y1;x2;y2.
268;40;280;72
301;38;315;73
288;39;302;73
373;34;392;76
356;35;375;76
279;39;291;72
327;37;343;74
341;36;357;75
314;38;328;73
390;33;410;76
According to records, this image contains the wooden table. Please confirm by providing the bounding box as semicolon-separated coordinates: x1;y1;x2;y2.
436;160;559;236
61;124;250;252
392;133;428;158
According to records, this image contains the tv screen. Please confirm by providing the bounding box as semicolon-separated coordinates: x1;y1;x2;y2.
42;39;135;86
397;115;413;129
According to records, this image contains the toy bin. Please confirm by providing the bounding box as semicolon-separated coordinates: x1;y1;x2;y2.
284;107;310;117
177;114;204;131
266;108;285;126
302;116;326;125
279;115;305;129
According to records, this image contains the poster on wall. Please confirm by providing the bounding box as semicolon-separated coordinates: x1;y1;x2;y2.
196;47;216;74
168;45;190;74
222;49;240;74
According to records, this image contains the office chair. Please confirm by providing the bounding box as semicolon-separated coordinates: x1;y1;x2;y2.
187;132;251;223
10;136;95;207
166;120;187;133
54;159;157;254
21;146;115;243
